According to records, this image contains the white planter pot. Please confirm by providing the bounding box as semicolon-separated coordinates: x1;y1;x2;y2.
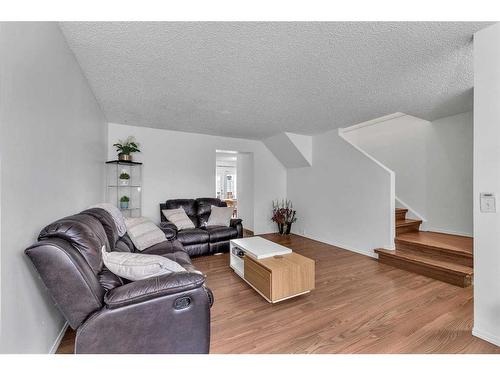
119;179;129;186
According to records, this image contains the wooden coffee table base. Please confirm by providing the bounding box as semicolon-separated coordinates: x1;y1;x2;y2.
240;273;312;303
230;237;315;303
242;254;315;303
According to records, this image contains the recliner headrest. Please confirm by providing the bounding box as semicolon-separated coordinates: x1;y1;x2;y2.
196;198;226;216
81;208;120;248
38;213;108;274
165;199;197;216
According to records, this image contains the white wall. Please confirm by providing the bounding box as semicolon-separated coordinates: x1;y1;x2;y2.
237;153;255;231
342;112;473;236
108;123;286;235
427;112;473;235
0;23;107;353
287;128;394;257
472;22;500;347
343;114;428;221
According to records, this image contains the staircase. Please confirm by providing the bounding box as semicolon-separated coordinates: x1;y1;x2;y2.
375;208;473;287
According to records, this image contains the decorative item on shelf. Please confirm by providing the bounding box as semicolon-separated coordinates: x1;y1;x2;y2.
120;195;130;209
119;172;130;186
113;136;141;162
271;199;297;235
106;160;142;218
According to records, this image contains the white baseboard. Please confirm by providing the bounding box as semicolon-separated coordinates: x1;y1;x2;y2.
291;232;378;259
424;227;472;238
472;327;500;347
339;244;378;259
49;322;69;354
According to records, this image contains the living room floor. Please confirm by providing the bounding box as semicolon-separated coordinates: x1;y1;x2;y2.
57;234;500;354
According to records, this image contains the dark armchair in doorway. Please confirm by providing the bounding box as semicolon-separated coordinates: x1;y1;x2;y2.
160;198;243;257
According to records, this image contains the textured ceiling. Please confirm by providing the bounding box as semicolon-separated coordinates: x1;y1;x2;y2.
60;22;490;139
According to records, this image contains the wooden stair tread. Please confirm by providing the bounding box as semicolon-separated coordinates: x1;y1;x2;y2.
396;231;473;258
378;206;473;286
396;218;422;227
375;248;473;275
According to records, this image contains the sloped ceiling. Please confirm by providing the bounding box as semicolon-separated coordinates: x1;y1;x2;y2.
263;132;312;168
60;22;490;140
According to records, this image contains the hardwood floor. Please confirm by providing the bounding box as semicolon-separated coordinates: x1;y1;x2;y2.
56;233;500;354
56;328;76;354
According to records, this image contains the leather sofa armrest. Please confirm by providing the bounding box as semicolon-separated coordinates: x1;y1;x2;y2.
230;218;243;238
104;272;205;309
159;221;178;240
230;218;242;227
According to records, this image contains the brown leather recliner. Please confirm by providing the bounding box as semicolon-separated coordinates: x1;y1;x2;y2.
25;208;213;354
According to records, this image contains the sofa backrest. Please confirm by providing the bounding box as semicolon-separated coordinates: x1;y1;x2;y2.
81;208;120;248
25;212;114;329
161;198;227;227
163;199;199;227
196;198;227;227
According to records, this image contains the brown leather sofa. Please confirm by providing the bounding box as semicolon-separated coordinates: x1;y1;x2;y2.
25;207;213;354
159;198;243;257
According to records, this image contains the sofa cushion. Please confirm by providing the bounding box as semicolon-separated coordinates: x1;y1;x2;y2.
161;251;192;268
196;198;226;226
209;241;230;254
115;234;185;256
125;217;167;251
162;208;195;230
101;248;186;281
207;206;233;227
205;225;238;243
176;228;210;246
38;213;108;274
165;199;198;227
183;243;210;257
140;239;185;256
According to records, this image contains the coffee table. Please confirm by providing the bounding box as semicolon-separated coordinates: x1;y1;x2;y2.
230;237;315;303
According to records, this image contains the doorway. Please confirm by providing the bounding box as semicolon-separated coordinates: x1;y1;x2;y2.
215;150;238;217
216;151;238;217
215;150;254;233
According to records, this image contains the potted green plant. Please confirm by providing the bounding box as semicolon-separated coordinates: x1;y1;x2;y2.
120;196;130;209
119;172;130;186
113;136;141;162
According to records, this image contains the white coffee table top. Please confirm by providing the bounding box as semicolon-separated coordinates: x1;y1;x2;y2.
230;236;292;259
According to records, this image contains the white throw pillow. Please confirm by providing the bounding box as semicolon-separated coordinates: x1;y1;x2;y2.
162;208;195;230
101;247;186;281
207;205;234;227
125;217;167;251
